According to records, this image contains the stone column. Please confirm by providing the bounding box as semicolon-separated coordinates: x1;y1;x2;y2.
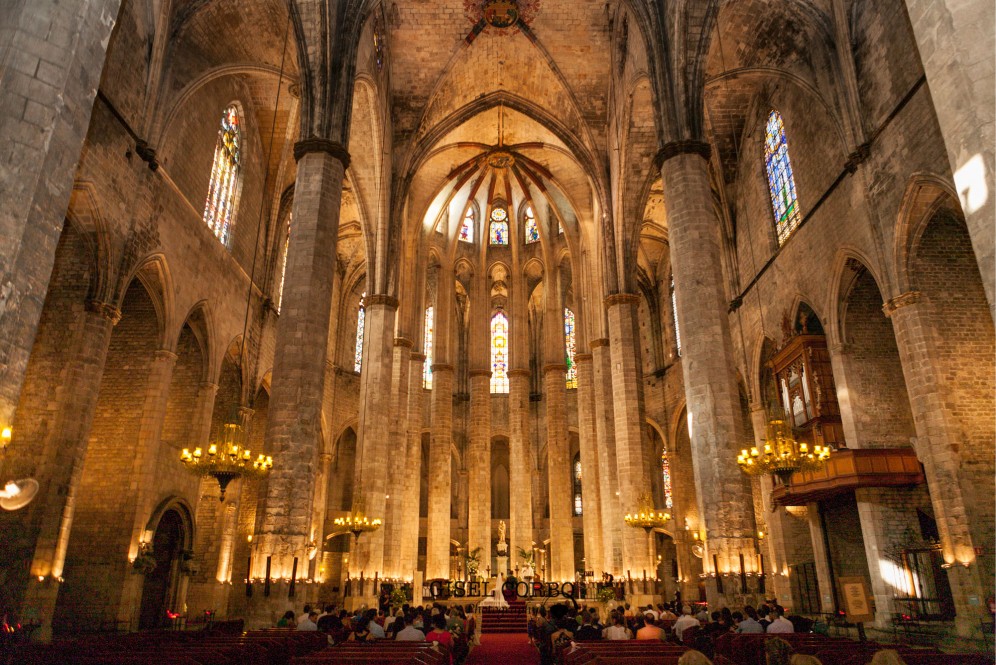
507;368;533;570
0;0;123;430
15;301;118;639
398;351;425;579
659;143;756;604
466;369;492;571
575;352;603;576
604;294;655;578
591;339;623;576
884;292;988;635
748;404;793;605
381;337;413;579
352;295;398;580
544;363;574;581
807;503;837;613
425;362;454;579
902;0;995;315
254;142;347;599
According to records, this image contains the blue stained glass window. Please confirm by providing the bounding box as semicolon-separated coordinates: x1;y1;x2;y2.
489;206;509;245
203;105;242;246
423;306;434;389
353;292;366;373
764;110;802;245
524;205;539;244
459;208;474;243
490;309;509;393
573;454;583;516
564;308;578;389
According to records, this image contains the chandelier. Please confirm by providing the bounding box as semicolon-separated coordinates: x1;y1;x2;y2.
737;418;830;484
624;492;671;533
180;422;272;500
333;511;383;544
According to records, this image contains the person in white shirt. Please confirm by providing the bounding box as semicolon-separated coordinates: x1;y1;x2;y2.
766;608;794;634
394;617;426;641
673;606;700;641
297;611;319;631
603;613;633;640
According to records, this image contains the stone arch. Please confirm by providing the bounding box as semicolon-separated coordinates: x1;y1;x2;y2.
892;173;962;295
826;246;887;348
66;183;113;303
123;254;175;351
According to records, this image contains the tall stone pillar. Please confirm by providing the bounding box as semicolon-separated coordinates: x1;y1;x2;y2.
605;295;655;577
544;363;574;581
806;503;836;613
14;302;119;639
659;143;756;604
0;0;122;430
748;405;793;605
352;295;399;579
467;369;492;571
253;142;347;610
574;352;603;576
398;352;425;579
590;339;623;575
507;368;533;570
425;362;454;579
381;337;413;579
902;0;995;315
884;292;989;635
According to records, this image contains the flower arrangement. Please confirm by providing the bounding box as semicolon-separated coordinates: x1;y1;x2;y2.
596;586;616;604
465;547;483;580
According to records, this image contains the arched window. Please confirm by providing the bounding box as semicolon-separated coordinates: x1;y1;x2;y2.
490;309;509;393
564;307;578;389
524;204;540;244
489;205;509;245
423;306;434;389
203;104;242;245
276;219;290;313
661;449;673;509
670;275;681;357
573;454;583;516
764;110;802;245
353;292;366;373
459;208;474;243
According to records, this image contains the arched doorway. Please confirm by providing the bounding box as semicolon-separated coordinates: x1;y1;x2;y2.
138;508;186;630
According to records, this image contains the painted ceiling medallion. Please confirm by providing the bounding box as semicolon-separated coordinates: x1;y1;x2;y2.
465;0;540;32
483;0;519;28
484;149;516;169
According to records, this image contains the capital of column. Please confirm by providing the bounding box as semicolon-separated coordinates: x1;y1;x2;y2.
827;341;852;355
199;381;219;392
543;363;568;374
882;291;922;317
468;369;493;378
293;138;351;170
589;338;610;349
366;294;399;309
575;353;593;363
654;140;712;167
431;363;454;373
507;369;531;378
410;352;427;363
394;337;415;349
85;299;122;325
238;406;255;422
603;293;640;308
153;349;178;363
319;453;333;464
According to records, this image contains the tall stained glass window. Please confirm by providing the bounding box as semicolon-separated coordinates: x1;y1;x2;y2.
459;208;474;243
573;454;583;516
276;219;290;313
564;307;578;389
353;293;366;373
764;110;802;245
423;306;434;389
670;275;681;357
661;449;674;509
524;204;540;244
203;105;242;245
490;309;509;393
489;205;509;245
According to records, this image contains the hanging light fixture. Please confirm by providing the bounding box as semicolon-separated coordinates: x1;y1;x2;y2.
333;510;383;547
624;492;672;533
0;426;39;511
180;422;272;500
737;417;830;485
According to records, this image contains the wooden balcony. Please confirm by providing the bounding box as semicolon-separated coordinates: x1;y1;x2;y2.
772;447;924;506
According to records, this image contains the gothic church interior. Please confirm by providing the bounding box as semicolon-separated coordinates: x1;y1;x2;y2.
0;0;993;652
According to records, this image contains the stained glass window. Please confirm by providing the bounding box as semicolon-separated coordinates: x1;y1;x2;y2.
276;218;290;313
764;110;802;245
490;309;509;393
423;306;434;389
661;450;674;509
489;206;509;245
573;454;583;516
564;307;578;389
353;292;366;373
203;105;242;246
524;205;540;244
459;208;474;243
670;275;681;357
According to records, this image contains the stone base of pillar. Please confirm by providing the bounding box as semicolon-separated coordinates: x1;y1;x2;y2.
243;584;321;629
22;578;60;642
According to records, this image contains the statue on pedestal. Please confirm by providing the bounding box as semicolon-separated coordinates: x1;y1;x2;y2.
497;520;508;555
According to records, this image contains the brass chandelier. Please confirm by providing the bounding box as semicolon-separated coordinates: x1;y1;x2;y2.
624;492;671;533
737;418;830;484
180;422;272;500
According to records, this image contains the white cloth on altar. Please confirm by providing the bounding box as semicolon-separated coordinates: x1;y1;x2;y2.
478;574;509;609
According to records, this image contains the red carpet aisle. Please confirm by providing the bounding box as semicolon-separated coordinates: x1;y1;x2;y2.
465;634;540;665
